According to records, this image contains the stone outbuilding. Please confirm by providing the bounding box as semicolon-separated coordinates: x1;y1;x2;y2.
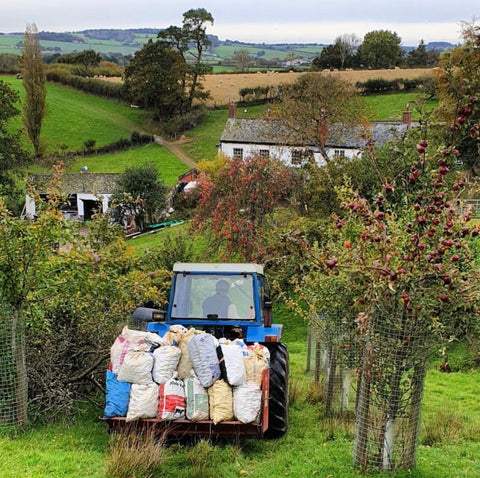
25;173;120;221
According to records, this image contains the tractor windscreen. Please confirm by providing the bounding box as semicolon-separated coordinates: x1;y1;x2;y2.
171;273;255;320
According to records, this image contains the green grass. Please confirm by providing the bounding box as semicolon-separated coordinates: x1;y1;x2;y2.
1;74;149;153
364;92;438;122
67;143;189;186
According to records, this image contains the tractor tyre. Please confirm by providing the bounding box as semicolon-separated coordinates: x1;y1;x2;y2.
263;342;289;439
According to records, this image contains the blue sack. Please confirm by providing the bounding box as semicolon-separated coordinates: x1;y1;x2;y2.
104;370;131;418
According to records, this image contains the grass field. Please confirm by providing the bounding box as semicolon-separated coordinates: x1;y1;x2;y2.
68;143;188;186
1;74;149;153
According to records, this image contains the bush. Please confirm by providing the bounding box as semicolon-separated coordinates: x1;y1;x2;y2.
162;109;207;137
45;64;124;99
0;53;21;73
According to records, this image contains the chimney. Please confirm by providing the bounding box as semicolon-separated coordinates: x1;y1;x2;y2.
403;103;411;128
228;100;236;119
318;106;328;146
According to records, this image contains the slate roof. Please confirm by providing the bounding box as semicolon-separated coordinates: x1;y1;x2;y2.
220;118;413;150
27;173;121;195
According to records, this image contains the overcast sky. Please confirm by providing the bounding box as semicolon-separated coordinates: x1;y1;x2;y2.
2;1;479;45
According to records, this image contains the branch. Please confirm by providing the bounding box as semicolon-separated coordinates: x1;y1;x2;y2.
66;352;109;383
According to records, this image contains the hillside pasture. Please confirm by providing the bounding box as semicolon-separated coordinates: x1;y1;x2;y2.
67;143;189;186
1;74;149;153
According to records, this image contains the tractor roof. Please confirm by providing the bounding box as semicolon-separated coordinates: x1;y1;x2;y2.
173;262;264;274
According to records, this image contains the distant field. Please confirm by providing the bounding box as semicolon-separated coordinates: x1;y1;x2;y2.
100;68;435;107
200;68;435;106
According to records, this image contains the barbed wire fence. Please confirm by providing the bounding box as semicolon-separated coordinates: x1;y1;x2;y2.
0;304;28;429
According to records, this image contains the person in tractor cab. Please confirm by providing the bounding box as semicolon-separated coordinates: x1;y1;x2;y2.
202;279;239;318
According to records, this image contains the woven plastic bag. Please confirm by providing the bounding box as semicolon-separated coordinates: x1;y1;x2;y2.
185;371;209;422
158;372;186;420
104;370;131;418
187;333;221;388
152;345;181;384
218;340;246;386
208;379;233;425
126;383;159;421
234;382;262;423
117;344;154;385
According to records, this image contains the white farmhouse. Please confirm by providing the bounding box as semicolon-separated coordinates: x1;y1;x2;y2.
218;105;414;166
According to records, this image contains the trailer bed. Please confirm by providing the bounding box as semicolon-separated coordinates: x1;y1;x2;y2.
103;369;270;438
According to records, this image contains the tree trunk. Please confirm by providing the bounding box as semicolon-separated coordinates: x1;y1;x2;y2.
341;368;352;411
314;339;322;383
324;346;337;414
306;327;312;372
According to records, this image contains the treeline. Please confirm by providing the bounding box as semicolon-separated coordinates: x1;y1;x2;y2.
46;65;124;99
82;29;137;43
238;85;279;104
38;32;84;43
356;76;436;95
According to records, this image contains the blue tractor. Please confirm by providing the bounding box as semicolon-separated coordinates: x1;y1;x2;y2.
124;262;289;439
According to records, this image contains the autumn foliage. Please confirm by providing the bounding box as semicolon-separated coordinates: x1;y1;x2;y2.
192;154;294;262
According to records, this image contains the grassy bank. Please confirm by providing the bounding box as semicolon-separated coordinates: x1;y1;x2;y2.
1;74;149;153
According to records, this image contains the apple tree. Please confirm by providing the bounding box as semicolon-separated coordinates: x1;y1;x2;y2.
191;154;295;262
289;101;480;471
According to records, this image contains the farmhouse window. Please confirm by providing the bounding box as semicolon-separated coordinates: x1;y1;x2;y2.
334;149;346;158
233;148;243;159
259;149;270;159
291;149;313;165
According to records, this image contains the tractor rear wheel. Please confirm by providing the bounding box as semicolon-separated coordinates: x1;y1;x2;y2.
263;342;289;439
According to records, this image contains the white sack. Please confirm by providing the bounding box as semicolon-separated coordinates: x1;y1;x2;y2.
234;382;262;424
158;372;186;420
117;345;154;385
187;333;221;388
219;341;246;386
126;383;159;421
152;345;181;384
185;371;209;422
110;326;164;374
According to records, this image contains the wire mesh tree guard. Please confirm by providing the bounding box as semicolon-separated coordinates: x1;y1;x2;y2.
310;311;360;416
353;310;434;471
0;305;28;429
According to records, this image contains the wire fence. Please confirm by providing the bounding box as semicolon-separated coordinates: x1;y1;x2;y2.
308;312;361;415
307;310;433;470
0;305;28;429
352;313;432;470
